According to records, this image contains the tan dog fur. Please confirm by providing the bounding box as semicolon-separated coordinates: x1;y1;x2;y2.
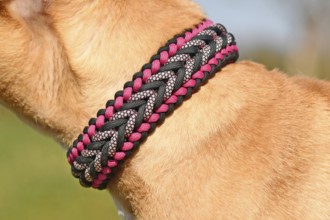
0;0;329;219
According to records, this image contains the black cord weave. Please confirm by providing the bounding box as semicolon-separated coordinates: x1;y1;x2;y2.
67;20;239;189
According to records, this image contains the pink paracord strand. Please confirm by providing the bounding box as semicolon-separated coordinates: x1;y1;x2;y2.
67;19;239;189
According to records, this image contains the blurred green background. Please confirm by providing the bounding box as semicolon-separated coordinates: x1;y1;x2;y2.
0;1;329;220
0;107;120;220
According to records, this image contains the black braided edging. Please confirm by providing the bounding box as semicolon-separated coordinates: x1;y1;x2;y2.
67;19;239;189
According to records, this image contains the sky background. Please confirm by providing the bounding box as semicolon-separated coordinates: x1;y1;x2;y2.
194;0;330;58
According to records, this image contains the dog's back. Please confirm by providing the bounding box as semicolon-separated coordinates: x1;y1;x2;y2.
112;61;329;219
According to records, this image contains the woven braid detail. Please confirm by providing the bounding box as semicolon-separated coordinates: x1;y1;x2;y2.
67;20;239;189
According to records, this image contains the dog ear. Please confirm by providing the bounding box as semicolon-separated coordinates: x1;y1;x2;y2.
4;0;49;21
0;0;78;144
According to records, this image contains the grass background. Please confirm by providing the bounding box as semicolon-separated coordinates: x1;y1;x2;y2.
0;107;120;220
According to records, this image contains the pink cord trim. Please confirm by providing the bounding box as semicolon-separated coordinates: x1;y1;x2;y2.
137;123;151;133
177;37;185;49
169;44;178;56
151;60;161;74
77;142;84;152
97;45;238;174
69;20;238;188
128;133;142;142
83;134;91;145
156;104;169;113
98;173;107;181
165;95;178;104
114;152;126;160
147;114;160;123
107;160;118;167
96;115;105;129
105;106;114;119
71;148;78;157
87;125;96;137
192;71;205;79
143;69;152;83
122;142;134;151
174;87;188;96
102;167;111;174
160;51;169;65
133;78;142;92
123;87;133;101
114;96;124;110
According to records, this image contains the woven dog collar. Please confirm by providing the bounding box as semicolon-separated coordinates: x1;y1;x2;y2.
67;19;239;189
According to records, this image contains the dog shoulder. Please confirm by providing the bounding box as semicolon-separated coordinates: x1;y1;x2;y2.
291;75;330;104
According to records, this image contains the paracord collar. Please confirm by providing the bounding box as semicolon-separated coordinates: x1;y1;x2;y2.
67;19;239;189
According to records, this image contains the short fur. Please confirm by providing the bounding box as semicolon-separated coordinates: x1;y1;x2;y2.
0;0;329;219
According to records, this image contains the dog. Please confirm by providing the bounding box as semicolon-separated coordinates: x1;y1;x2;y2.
0;0;329;219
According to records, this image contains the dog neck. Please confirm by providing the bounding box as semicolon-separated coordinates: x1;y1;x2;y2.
57;1;209;217
0;0;205;145
1;0;207;218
